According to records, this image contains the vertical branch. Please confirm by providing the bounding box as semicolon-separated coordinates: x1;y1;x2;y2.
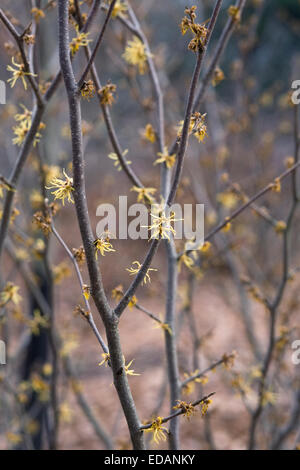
164;240;180;449
58;0;145;449
58;0;111;320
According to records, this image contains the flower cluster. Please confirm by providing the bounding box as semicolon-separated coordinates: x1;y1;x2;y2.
12;104;46;147
147;209;179;241
180;6;208;52
94;235;115;259
228;5;241;23
0;282;22;307
123;37;149;74
173;400;196;419
69;27;92;55
108;0;128;19
99;82;117;106
154;147;176;169
141;123;156;143
7;57;37;90
46;169;74;205
108;149;131;171
190;112;208;142
126;260;157;285
80;80;96;101
144;417;168;444
177;112;208;143
131;186;157;204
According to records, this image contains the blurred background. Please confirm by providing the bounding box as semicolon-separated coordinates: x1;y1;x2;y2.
0;0;300;450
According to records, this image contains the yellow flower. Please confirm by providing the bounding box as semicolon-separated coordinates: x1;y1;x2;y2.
94;237;115;259
0;180;12;198
25;420;39;436
222;217;232;232
153;320;172;336
59;402;73;423
285;156;295;169
28;310;49;335
147;210;179;241
109;0;128;18
31;373;50;402
14;104;32;126
176;119;191;137
72;246;86;264
126;260;157;285
70;27;92;55
212;66;225;86
217;191;239;210
173;400;196;419
123;37;150;74
31;7;45;22
108;149;131;171
154;147;176;169
12;121;28;146
60;335;79;358
12;120;42;147
80;80;95;100
6;432;22;445
124;357;140;376
128;295;138;309
82;285;91;300
191;112;208;142
228;5;241;22
275;220;287;234
131;186;157;204
99;352;110;367
99;82;117;105
30;190;44;209
180;7;208;52
43;165;61;185
141;123;156;143
178;253;194;272
0;207;20;226
0;282;22;306
222;351;237;370
15;248;30;261
53;262;71;284
17;392;29;404
261;389;277;407
111;284;124;302
200;398;212;416
272;177;281;193
46;169;74;205
7;57;37;90
249;365;262;380
199;241;211;253
33;211;52;235
70;379;83;394
144;416;168;444
195;375;209;385
42;363;53;376
176;112;208;142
